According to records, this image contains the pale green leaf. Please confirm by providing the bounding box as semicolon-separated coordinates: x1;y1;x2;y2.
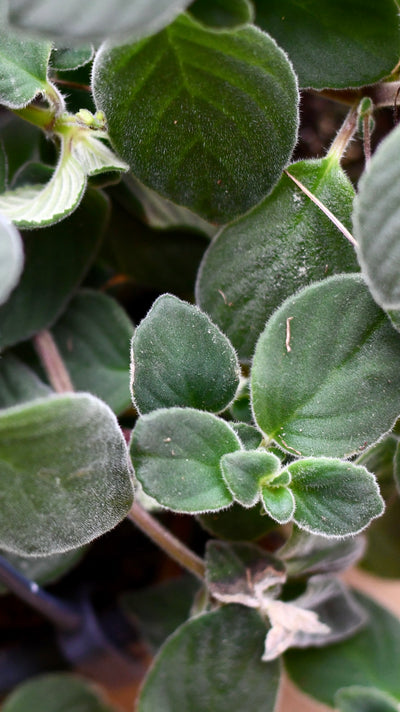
130;408;241;513
335;686;400;712
0;213;24;304
261;485;295;524
0;27;51;108
2;673;116;712
254;0;400;89
131;294;240;415
196;156;357;361
220;450;281;507
137;605;280;712
251;275;400;458
0;393;134;556
50;46;94;71
93;13;299;223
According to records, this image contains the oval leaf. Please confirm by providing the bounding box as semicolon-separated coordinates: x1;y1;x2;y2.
131;294;240;415
0;213;24;305
2;673;116;712
196;156;357;361
0;393;133;556
130;408;241;513
254;0;400;89
285;458;384;538
261;485;295;525
137;605;280;712
93;14;299;224
251;274;400;458
8;0;193;42
220;450;281;507
0;27;51;108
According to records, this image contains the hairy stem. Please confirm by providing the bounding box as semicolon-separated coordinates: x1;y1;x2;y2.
129;502;206;581
34;329;74;393
327;104;358;161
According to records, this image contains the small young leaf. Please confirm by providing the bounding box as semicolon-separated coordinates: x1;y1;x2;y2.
279;527;365;577
130;408;240;513
261;485;295;524
251;275;400;458
0;188;107;351
190;0;253;29
131;295;240;415
254;0;400;89
335;686;400;712
0;213;24;305
196;156;357;361
0;27;51;108
0;352;52;408
137;605;280;712
8;0;193;42
93;14;299;223
0;393;133;556
231;423;263;450
220;450;281;507
2;673;116;712
285;593;400;706
354;124;400;313
51;290;134;415
285;458;384;538
50;46;94;72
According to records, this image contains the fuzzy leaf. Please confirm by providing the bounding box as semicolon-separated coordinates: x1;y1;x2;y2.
137;605;280;712
0;26;51;108
198;502;277;541
0;352;52;408
8;0;193;42
190;0;253;28
50;46;94;71
335;687;400;712
0;188;107;351
279;527;365;577
231;423;263;451
220;450;281;507
285;593;400;706
51;290;134;415
131;295;240;415
354;124;400;313
254;0;400;89
251;274;400;458
261;485;295;524
93;13;299;224
2;673;116;712
196;156;357;361
0;393;133;556
130;408;240;513
0;213;24;305
285;458;384;538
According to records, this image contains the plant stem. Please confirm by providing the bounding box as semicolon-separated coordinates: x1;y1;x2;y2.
34;329;74;393
363;114;372;164
128;502;206;581
327;104;358;162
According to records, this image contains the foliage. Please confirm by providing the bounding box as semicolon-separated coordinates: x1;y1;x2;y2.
1;1;400;711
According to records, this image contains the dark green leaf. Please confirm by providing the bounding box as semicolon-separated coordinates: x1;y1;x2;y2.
0;352;52;408
279;527;365;577
197;156;357;360
130;408;240;512
0;26;51;108
0;546;86;595
0;213;24;305
50;46;94;71
285;458;383;537
220;450;281;507
0;142;6;191
93;13;299;223
251;275;400;457
254;0;400;89
354;124;400;313
0;188;107;351
190;0;253;28
0;393;133;556
8;0;193;42
285;593;400;706
2;673;116;712
51;290;134;415
131;295;240;414
137;605;280;712
198;502;278;541
335;686;400;712
231;423;263;450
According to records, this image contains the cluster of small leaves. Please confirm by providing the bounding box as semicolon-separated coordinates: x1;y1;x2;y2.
2;0;400;711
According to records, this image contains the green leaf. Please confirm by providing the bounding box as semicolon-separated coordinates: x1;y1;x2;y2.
0;213;24;305
137;605;280;712
285;458;384;538
50;46;94;71
131;295;240;414
0;352;52;408
0;27;51;108
335;687;400;712
8;0;193;42
190;0;253;28
354;124;400;313
279;527;365;577
93;13;299;224
196;156;358;361
0;142;6;191
285;593;400;706
251;274;400;458
0;393;133;556
261;485;295;524
254;0;400;89
130;408;240;513
198;502;278;541
51;290;134;415
220;450;281;507
0;188;107;351
231;422;263;450
2;673;116;712
0;546;86;595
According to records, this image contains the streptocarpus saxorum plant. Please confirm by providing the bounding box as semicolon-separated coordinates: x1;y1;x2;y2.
1;1;400;711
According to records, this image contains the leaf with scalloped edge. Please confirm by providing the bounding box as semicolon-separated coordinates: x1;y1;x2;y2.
0;25;51;108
